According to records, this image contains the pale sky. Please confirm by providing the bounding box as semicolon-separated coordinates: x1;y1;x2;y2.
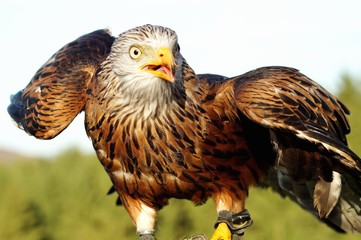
1;0;361;157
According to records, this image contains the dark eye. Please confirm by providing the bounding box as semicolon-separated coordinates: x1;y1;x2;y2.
129;46;142;59
174;44;180;54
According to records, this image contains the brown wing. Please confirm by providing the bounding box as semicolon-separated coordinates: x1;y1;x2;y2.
232;66;361;232
8;29;115;139
233;66;361;171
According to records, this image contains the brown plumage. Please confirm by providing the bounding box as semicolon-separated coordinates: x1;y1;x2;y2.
8;25;361;239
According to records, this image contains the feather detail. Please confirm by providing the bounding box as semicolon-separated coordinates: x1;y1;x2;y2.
314;171;342;218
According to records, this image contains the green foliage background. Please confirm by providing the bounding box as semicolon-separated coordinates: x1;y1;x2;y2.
1;74;361;240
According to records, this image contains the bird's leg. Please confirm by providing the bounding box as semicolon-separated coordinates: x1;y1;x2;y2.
135;202;157;240
210;189;252;240
212;210;253;240
210;221;232;240
211;192;252;240
119;194;157;240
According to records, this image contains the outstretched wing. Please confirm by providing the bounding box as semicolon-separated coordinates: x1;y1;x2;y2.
234;66;360;171
8;29;115;139
232;66;361;232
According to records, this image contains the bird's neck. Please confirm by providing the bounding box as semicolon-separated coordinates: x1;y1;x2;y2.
100;75;186;120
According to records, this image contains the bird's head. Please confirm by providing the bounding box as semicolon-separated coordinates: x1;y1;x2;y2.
109;24;182;88
104;24;187;117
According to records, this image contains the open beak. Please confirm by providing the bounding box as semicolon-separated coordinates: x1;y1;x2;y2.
141;46;175;82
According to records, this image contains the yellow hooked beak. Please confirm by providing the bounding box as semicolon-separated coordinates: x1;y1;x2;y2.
141;46;175;82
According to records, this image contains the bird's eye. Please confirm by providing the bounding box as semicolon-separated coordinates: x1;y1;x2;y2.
174;44;180;54
129;46;142;59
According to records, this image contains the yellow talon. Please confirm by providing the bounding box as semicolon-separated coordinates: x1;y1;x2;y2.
210;222;232;240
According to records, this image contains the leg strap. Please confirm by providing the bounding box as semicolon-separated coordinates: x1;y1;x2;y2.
214;209;253;239
139;230;155;240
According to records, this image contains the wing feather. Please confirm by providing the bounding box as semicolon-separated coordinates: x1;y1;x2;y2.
233;66;360;171
231;66;361;232
8;29;115;139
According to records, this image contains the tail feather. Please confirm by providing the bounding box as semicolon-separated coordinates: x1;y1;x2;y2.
326;183;361;233
266;167;361;233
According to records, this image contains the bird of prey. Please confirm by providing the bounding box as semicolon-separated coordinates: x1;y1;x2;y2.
8;24;361;240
